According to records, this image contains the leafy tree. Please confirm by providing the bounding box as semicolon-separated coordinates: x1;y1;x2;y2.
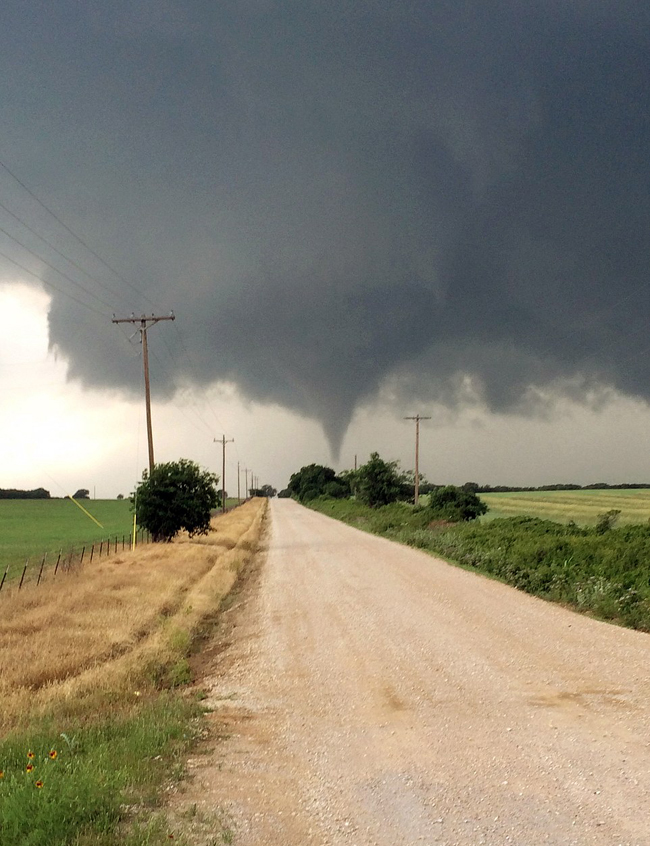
73;489;90;499
132;459;219;542
426;485;488;522
287;464;350;502
117;493;124;500
355;452;406;508
277;488;292;498
0;488;50;499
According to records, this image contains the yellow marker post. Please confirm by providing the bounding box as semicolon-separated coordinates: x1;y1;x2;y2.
66;495;104;528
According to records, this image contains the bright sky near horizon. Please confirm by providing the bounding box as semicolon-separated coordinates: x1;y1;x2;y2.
2;2;650;495
4;278;650;497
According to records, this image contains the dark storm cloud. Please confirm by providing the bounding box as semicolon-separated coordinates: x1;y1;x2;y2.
2;1;650;455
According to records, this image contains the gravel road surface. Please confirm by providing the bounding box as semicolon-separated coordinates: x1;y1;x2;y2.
175;498;650;845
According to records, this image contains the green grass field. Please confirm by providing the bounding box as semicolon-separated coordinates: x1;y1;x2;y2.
0;499;134;575
480;489;650;526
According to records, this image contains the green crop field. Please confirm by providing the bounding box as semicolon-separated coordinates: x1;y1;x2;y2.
480;489;650;526
0;499;134;575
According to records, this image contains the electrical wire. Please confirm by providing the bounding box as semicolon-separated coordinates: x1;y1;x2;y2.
147;347;217;439
0;198;144;312
169;321;239;447
0;159;242;459
0;244;108;316
0;223;118;312
0;157;158;310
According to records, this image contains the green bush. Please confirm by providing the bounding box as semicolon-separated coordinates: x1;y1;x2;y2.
425;485;488;521
132;459;218;542
287;465;350;502
354;452;409;508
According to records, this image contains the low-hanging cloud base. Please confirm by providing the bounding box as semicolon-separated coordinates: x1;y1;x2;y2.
3;1;647;459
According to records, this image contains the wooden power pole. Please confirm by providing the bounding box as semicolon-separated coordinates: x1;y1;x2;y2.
404;414;431;506
112;312;175;475
215;435;234;512
237;461;241;504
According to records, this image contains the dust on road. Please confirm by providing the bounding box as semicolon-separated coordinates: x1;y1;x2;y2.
171;499;650;845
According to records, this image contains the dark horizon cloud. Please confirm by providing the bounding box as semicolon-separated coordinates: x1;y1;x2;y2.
2;1;650;457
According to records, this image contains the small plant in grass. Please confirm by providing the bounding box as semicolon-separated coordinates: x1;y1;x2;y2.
596;509;621;534
0;697;199;845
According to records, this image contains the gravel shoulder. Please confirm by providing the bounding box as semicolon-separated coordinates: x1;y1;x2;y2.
171;498;650;846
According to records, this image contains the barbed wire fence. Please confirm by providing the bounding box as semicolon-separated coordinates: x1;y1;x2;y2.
0;528;153;596
0;498;253;597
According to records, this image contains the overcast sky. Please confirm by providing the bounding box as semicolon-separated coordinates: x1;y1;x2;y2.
2;1;650;497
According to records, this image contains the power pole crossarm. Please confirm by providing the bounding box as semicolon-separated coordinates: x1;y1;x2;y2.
112;313;175;475
404;414;431;506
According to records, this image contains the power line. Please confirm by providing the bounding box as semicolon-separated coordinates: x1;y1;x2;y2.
0;157;157;310
0;223;118;312
0;244;108;316
0;198;143;312
170;321;236;444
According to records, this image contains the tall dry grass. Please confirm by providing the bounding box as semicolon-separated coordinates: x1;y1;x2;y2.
0;498;267;734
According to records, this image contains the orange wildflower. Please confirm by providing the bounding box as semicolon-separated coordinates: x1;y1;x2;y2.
35;780;43;788
27;751;34;760
26;764;34;773
48;750;57;760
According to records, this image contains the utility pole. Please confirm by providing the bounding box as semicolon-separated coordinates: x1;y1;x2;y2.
404;414;431;506
244;468;249;499
215;435;234;513
112;313;175;475
237;461;241;504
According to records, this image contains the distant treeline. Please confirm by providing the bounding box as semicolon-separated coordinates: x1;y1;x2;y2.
0;488;51;499
469;483;650;493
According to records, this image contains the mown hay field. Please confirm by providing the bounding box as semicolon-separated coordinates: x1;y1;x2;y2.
480;488;650;525
0;497;267;735
0;498;133;573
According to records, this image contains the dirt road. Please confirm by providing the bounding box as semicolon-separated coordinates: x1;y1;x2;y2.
175;499;650;845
